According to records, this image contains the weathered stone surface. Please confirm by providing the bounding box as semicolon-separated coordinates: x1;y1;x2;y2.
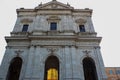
0;0;107;80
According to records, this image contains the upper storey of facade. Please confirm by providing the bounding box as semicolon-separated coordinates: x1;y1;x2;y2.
11;0;96;37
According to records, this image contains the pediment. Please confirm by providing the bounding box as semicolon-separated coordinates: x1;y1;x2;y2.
75;18;87;24
35;0;74;10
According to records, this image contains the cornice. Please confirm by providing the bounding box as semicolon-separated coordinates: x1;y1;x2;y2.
16;7;92;17
5;35;101;43
5;36;29;43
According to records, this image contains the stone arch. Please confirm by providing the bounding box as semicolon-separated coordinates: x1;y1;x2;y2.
80;53;96;64
44;55;59;80
82;57;98;80
6;57;22;80
43;53;62;63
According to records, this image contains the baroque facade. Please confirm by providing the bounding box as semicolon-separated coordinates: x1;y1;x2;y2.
0;0;107;80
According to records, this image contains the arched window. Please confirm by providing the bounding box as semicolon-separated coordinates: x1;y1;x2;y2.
83;57;98;80
6;57;22;80
44;56;59;80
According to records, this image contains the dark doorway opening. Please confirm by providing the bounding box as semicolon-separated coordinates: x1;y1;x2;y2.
6;57;22;80
44;55;59;80
83;57;98;80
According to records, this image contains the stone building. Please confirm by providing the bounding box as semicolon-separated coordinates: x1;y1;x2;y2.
105;67;120;80
0;0;107;80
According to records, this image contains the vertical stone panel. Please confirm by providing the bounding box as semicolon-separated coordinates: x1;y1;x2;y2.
94;47;107;80
25;46;35;79
64;46;72;79
32;46;41;79
71;46;81;80
60;47;65;80
0;47;11;79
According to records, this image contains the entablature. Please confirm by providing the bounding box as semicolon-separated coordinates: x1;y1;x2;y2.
5;35;101;44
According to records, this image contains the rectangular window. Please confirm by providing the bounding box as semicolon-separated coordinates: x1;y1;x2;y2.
22;24;29;32
116;70;120;74
109;70;113;75
50;22;57;30
79;25;85;32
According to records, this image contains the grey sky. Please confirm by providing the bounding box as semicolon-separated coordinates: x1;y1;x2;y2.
0;0;120;67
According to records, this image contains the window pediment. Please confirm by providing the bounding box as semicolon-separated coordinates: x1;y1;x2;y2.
21;18;33;23
47;16;61;22
75;18;87;24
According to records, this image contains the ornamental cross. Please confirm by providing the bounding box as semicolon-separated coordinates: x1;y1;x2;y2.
15;50;24;56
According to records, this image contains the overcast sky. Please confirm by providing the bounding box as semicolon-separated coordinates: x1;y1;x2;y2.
0;0;120;67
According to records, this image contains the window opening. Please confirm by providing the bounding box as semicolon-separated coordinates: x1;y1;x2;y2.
50;22;57;30
22;24;29;32
79;25;85;32
6;57;22;80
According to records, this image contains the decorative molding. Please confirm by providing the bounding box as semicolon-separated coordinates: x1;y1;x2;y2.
51;4;58;8
31;40;75;46
83;50;91;57
15;50;24;57
75;18;87;24
47;48;58;54
21;18;33;23
47;16;61;22
35;0;74;10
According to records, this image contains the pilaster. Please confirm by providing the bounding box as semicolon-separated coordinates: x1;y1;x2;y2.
64;46;72;79
24;45;35;79
0;46;12;80
32;46;41;79
71;46;81;80
94;47;107;80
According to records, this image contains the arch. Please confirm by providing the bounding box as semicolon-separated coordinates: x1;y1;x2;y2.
44;55;59;80
6;57;22;80
43;53;62;63
83;57;98;80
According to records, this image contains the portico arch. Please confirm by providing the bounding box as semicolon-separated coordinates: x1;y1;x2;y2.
83;57;98;80
44;55;59;80
6;57;22;80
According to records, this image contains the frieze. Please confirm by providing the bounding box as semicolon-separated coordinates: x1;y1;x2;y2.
31;40;75;46
31;40;100;46
76;42;98;46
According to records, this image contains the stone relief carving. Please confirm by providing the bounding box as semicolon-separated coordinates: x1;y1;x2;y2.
47;16;61;22
83;50;91;57
15;50;24;56
21;18;33;23
51;4;58;8
75;18;87;24
47;47;58;54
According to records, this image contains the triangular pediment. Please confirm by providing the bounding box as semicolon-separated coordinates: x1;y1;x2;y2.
35;0;74;10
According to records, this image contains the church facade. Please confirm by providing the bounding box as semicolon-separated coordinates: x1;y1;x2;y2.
0;0;107;80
